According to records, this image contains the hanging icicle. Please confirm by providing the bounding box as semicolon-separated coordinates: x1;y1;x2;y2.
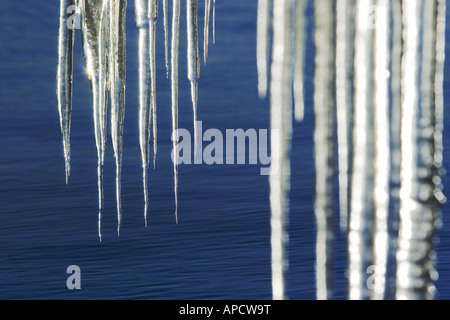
257;0;270;99
313;0;335;300
187;0;200;154
335;0;355;231
109;0;127;235
269;0;295;301
134;0;152;226
348;0;376;300
57;0;75;185
163;0;169;78
203;0;211;65
396;0;443;300
171;0;181;223
372;0;391;300
150;0;159;169
293;0;306;122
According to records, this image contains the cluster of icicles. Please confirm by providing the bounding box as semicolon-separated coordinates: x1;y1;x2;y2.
57;0;447;300
258;0;447;300
57;0;215;241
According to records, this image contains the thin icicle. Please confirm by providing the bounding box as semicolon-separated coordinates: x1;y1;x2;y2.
57;0;75;184
396;0;441;300
150;0;158;169
348;0;375;300
187;0;200;154
269;0;294;301
335;0;355;231
313;0;335;300
80;0;109;241
171;0;181;223
203;0;211;65
134;0;151;227
293;0;305;122
109;0;127;235
257;0;270;98
163;0;169;78
372;0;390;300
213;0;216;44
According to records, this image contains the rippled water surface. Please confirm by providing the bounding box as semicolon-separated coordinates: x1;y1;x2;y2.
0;1;450;299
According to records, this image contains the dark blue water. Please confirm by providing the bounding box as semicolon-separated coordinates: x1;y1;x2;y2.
0;1;449;300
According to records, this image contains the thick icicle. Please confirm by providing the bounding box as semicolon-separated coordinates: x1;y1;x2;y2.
372;0;390;300
171;0;181;223
313;0;335;300
150;0;159;168
163;0;169;78
293;0;306;122
348;0;375;300
134;0;151;226
269;0;294;300
383;0;402;300
80;0;109;241
109;0;127;235
335;0;355;231
203;0;211;65
57;0;76;184
187;0;200;154
256;0;270;98
396;0;442;300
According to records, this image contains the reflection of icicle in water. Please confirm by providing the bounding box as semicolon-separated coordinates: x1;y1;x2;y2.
134;0;152;226
171;0;181;222
396;0;443;300
109;0;127;235
256;0;269;98
372;0;390;300
80;0;109;241
57;0;75;184
150;0;159;169
348;0;375;300
314;0;335;300
335;0;355;231
269;0;294;301
187;0;200;154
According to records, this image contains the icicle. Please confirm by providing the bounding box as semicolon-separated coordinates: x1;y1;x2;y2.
256;0;270;98
163;0;169;78
396;0;441;300
313;0;335;300
203;0;211;65
80;0;109;241
150;0;158;169
348;0;375;300
335;0;355;231
57;0;75;184
293;0;305;122
134;0;151;226
109;0;127;235
187;0;200;154
171;0;181;223
269;0;294;301
384;0;402;300
372;0;390;300
213;0;216;44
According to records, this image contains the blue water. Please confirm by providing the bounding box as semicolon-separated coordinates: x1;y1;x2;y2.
0;1;449;300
